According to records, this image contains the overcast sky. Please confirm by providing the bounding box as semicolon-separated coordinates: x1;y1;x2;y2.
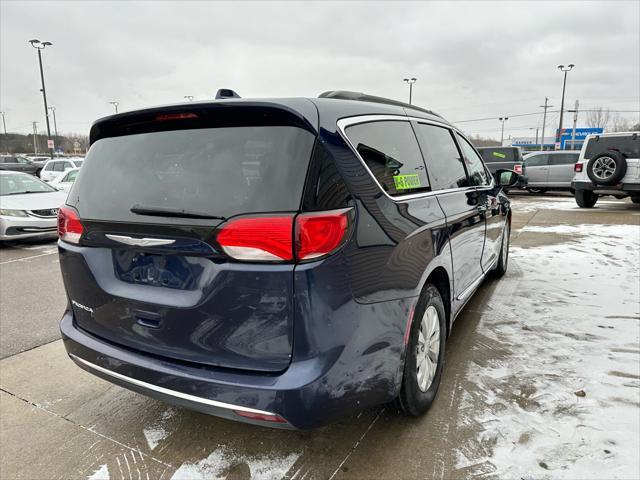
1;1;638;140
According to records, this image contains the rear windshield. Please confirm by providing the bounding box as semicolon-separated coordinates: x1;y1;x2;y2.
478;148;518;163
68;126;315;222
584;135;640;159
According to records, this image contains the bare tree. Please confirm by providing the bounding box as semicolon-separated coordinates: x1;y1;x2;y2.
609;114;631;132
586;107;611;129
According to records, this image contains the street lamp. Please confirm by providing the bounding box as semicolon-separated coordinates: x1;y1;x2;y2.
529;127;539;146
0;111;7;153
48;106;58;137
556;64;575;150
29;39;54;158
498;117;509;145
403;77;417;104
109;101;119;113
184;95;194;102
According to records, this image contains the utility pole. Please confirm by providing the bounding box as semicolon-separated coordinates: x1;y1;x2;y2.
48;106;58;137
29;39;54;158
32;121;39;154
567;100;579;150
499;117;509;145
539;97;553;151
556;64;575;150
0;112;7;153
403;77;417;104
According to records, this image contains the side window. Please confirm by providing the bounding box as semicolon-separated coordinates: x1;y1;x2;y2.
455;133;490;186
525;154;549;167
345;120;430;196
551;153;579;165
414;123;468;190
3;157;18;164
43;162;53;171
53;162;65;172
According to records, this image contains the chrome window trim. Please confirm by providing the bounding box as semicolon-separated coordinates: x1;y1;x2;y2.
336;114;494;202
69;353;279;417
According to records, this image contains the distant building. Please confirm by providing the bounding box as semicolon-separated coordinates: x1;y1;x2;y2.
506;127;604;152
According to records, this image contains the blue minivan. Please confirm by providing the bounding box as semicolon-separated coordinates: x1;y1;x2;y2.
58;91;517;428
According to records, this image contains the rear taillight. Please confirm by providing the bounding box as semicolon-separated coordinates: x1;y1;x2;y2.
514;164;523;174
57;206;84;244
155;112;198;121
575;163;583;172
217;208;351;263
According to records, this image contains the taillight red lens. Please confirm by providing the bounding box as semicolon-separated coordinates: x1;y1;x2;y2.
217;216;294;261
155;112;198;121
514;164;523;174
296;209;350;260
57;206;84;244
575;163;583;172
217;209;351;263
234;410;287;424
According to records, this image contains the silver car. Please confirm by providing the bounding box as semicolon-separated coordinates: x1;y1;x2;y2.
0;171;68;240
522;151;580;193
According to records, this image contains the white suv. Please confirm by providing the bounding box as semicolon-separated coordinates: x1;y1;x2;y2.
39;158;83;182
572;131;640;208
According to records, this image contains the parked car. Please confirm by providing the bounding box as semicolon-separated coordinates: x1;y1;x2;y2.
26;156;52;172
49;167;79;192
521;151;580;193
40;158;83;182
0;155;40;175
0;171;68;240
476;146;527;189
572;132;640;207
58;91;519;429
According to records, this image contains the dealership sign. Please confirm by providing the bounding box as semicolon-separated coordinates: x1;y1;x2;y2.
556;127;603;149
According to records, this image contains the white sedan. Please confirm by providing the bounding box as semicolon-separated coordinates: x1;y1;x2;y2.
0;171;68;240
50;167;79;192
40;158;83;182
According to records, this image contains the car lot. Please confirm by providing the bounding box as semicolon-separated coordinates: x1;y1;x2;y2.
1;194;638;480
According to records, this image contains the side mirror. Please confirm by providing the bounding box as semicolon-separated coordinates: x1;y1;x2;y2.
495;169;519;187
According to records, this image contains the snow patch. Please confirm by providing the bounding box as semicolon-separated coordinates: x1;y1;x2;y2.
171;448;300;480
143;408;176;450
87;464;109;480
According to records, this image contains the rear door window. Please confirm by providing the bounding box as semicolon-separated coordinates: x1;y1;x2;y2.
414;123;468;190
479;148;517;163
584;135;640;159
68;126;316;223
525;154;549;167
345;120;430;196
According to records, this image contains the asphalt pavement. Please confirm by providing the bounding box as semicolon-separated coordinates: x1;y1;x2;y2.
1;194;638;480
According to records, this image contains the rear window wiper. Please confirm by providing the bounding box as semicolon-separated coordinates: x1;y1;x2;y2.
130;204;226;220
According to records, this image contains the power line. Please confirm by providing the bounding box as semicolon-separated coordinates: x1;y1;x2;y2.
452;109;640;124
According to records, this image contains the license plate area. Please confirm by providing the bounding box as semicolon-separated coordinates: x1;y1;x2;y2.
112;250;201;290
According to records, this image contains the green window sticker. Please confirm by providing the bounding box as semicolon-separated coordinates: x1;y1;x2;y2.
393;173;421;191
492;151;506;159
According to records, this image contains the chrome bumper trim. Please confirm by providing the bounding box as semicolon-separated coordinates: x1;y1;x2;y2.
69;353;277;416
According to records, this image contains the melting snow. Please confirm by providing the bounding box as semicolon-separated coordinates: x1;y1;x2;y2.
170;448;300;480
457;223;640;479
511;195;626;213
87;464;109;480
143;408;175;450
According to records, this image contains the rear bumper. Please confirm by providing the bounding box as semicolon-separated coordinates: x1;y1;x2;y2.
572;181;640;195
60;306;404;429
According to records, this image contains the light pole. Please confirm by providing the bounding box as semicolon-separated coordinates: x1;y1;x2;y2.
0;112;7;153
29;39;54;158
556;64;575;150
184;95;194;102
109;101;119;113
403;77;417;104
529;127;539;147
48;106;58;137
499;117;509;145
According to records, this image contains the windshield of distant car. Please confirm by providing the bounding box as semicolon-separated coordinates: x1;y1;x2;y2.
0;173;57;195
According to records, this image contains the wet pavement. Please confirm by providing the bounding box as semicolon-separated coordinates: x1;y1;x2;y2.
1;194;639;479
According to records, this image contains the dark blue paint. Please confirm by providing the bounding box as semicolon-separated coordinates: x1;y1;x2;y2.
59;97;511;429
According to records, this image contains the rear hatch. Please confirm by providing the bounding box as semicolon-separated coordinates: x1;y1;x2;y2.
59;103;317;372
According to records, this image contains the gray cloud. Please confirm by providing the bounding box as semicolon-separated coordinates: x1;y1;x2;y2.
1;0;638;139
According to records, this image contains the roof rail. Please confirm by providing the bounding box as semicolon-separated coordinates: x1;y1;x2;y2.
318;90;442;118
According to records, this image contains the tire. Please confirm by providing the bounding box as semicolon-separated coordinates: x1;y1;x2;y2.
396;284;446;417
491;220;510;278
631;197;640;204
527;188;547;194
575;189;598;208
587;151;627;186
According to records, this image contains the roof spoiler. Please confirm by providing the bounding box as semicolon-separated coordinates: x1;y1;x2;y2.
215;89;241;99
318;90;441;118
